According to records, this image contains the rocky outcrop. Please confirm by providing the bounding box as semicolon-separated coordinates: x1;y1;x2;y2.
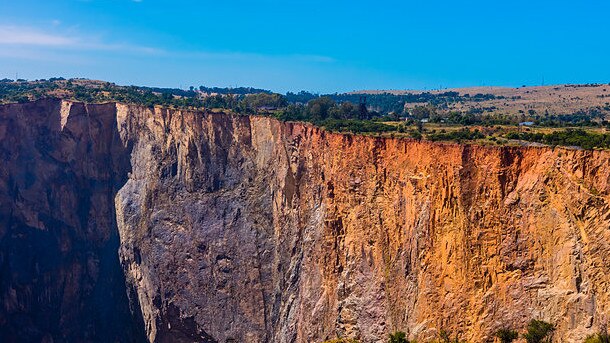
0;99;145;342
1;99;609;342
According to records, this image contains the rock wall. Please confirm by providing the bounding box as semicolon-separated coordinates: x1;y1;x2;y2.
113;104;610;343
1;99;609;342
0;99;145;342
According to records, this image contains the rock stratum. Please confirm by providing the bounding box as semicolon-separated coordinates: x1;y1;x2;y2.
0;99;609;342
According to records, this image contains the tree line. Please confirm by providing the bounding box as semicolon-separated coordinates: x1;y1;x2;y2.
1;79;609;150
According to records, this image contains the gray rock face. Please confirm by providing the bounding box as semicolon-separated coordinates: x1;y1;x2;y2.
115;108;289;343
1;99;610;343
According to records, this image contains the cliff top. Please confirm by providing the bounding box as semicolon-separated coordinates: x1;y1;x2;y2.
1;79;609;150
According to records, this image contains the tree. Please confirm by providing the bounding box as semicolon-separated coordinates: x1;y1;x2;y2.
242;93;287;111
358;99;369;120
408;130;422;140
339;101;358;119
388;331;409;343
416;120;424;133
307;96;336;121
397;123;408;133
495;328;518;343
523;320;554;343
411;105;437;119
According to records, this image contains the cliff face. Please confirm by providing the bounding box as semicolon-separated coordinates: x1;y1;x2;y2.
0;100;145;342
1;100;609;342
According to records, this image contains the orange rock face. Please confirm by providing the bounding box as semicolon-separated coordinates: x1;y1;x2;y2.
114;106;610;342
1;100;609;342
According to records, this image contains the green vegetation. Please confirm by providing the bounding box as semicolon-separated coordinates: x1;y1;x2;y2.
537;111;606;127
495;328;519;343
437;329;464;343
428;128;485;142
275;96;371;122
388;331;409;343
241;93;287;110
0;78;237;109
506;129;610;149
320;119;396;134
317;326;609;343
321;338;360;343
285;90;503;115
1;78;609;150
197;85;270;95
584;329;610;343
523;320;554;343
317;322;610;343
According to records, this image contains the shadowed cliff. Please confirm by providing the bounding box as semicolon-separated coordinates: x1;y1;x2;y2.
0;99;145;342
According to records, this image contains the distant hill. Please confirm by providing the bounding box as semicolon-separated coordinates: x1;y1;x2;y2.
351;83;610;117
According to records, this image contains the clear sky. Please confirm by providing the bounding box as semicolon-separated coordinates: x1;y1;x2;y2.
0;0;609;93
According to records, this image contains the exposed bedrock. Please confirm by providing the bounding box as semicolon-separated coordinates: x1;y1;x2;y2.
1;99;609;342
113;103;610;343
0;99;145;342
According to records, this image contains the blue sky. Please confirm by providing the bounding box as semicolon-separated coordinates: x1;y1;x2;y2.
0;0;609;93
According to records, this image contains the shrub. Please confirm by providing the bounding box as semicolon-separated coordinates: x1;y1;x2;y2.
427;128;485;142
322;338;360;343
505;129;610;149
584;331;610;343
523;320;554;343
320;119;395;133
408;130;423;140
389;331;409;343
495;328;518;343
438;329;463;343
